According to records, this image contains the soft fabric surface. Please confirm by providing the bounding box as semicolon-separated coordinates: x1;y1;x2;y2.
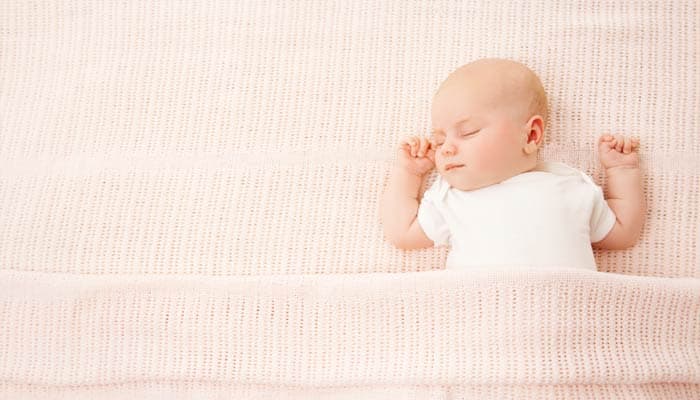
1;268;699;398
1;0;698;398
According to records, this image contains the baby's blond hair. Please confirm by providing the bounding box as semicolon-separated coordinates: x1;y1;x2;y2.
436;58;548;128
522;65;548;128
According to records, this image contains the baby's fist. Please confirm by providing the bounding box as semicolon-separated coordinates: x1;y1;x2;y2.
598;134;640;170
397;135;436;176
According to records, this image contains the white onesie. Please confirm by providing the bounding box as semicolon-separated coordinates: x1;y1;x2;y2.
416;160;616;271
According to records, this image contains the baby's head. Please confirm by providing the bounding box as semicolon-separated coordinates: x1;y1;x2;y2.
430;58;547;191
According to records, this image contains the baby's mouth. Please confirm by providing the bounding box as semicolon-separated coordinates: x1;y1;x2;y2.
445;163;465;171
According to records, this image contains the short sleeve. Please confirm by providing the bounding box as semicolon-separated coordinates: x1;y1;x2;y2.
416;180;451;246
589;183;617;242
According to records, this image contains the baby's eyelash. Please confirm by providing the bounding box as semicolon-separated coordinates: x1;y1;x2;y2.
461;129;480;136
431;128;478;146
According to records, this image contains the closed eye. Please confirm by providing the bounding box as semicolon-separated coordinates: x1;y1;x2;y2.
461;129;480;137
431;129;478;147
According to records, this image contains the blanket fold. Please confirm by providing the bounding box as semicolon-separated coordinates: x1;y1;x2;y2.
1;268;698;391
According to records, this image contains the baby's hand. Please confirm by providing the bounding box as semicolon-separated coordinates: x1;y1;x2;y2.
598;134;640;170
397;135;436;176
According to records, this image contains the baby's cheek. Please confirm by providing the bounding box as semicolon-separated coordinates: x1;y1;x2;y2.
467;145;493;170
476;139;508;168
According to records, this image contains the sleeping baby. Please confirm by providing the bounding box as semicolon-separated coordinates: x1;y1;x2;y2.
380;58;646;271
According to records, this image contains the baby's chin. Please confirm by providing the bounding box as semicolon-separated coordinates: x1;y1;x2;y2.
440;170;498;191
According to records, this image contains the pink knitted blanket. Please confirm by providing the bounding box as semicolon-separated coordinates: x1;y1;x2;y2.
1;268;699;398
2;0;699;398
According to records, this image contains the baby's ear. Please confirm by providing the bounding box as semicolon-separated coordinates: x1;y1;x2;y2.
523;115;544;154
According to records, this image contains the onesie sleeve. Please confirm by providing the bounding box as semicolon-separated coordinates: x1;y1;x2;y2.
589;183;617;242
416;178;451;246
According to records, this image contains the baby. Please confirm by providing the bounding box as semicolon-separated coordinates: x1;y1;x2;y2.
380;58;646;271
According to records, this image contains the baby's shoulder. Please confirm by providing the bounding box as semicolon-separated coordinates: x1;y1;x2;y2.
422;173;450;202
537;160;597;185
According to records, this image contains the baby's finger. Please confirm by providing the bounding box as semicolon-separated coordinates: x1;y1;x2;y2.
405;137;417;156
418;137;429;157
614;134;624;152
426;148;436;163
400;142;411;155
600;142;612;153
623;137;632;154
399;138;416;156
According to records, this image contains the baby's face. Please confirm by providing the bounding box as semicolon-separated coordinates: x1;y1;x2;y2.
430;68;535;191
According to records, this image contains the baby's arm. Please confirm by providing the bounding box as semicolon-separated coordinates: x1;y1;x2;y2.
592;134;646;250
380;136;435;250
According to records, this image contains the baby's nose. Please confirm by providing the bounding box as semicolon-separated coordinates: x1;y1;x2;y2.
441;143;456;156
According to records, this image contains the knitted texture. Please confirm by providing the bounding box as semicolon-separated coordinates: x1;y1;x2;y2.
1;268;699;399
1;0;699;398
